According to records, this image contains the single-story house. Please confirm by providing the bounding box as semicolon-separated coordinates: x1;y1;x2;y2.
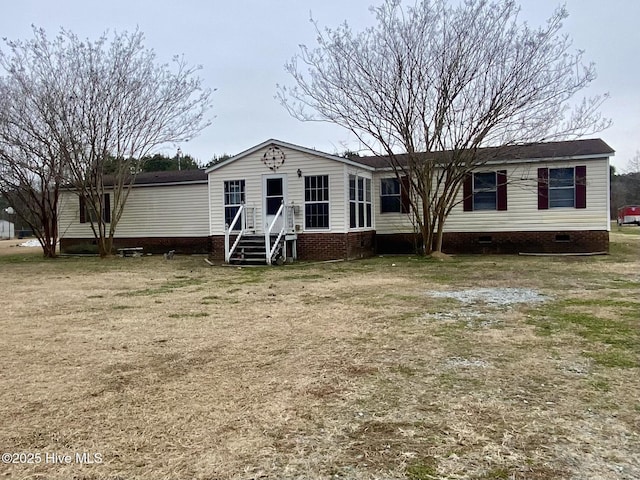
58;138;614;262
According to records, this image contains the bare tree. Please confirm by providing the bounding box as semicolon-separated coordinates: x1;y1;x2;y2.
611;151;640;213
0;60;67;257
623;151;640;174
0;27;213;257
278;0;609;253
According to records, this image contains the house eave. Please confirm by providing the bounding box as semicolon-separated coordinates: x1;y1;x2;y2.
483;152;614;166
61;180;208;191
125;180;208;188
205;138;376;173
371;152;613;172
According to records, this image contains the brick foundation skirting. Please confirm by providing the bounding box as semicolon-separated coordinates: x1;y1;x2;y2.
294;231;377;260
63;230;609;258
208;231;377;262
208;235;226;260
376;230;609;255
375;232;421;255
60;237;210;255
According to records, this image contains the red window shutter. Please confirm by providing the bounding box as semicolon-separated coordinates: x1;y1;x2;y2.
103;193;111;223
537;168;548;210
575;165;586;209
497;170;507;211
400;176;411;213
79;197;86;223
463;174;473;211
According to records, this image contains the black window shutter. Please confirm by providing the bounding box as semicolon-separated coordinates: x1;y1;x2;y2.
497;170;507;211
537;168;549;210
79;197;86;223
103;193;111;223
400;176;411;213
463;174;473;212
575;165;586;209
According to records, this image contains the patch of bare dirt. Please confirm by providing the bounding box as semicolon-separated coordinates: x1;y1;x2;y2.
0;238;42;256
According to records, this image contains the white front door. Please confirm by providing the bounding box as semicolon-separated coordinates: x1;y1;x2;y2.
263;174;287;231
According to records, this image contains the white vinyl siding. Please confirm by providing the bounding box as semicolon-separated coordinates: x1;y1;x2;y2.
59;183;209;238
374;174;417;233
373;158;610;234
208;147;367;235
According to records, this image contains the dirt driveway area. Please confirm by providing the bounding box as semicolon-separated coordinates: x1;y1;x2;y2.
0;238;43;256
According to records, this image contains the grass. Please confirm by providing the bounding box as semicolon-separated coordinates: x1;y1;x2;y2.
0;232;638;480
167;312;210;318
406;457;438;479
614;224;640;235
118;276;206;296
529;296;639;369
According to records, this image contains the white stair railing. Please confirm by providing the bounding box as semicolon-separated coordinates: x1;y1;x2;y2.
265;202;286;266
224;204;245;263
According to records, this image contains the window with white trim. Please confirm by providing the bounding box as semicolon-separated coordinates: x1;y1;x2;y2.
224;180;245;229
380;176;411;213
549;168;575;208
349;175;372;228
304;175;329;229
473;172;497;210
80;194;111;224
464;170;507;212
380;178;401;213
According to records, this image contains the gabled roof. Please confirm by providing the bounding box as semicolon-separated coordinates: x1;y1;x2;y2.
351;138;615;169
205;138;376;173
99;139;613;187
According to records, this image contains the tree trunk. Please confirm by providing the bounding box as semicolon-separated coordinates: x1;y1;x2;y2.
41;241;57;258
434;212;447;253
434;227;444;253
98;234;114;257
38;213;58;258
423;224;435;256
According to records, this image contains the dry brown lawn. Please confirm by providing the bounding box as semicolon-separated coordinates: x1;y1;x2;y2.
0;239;42;257
0;231;638;479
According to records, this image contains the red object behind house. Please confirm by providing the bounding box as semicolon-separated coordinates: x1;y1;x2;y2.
617;205;640;226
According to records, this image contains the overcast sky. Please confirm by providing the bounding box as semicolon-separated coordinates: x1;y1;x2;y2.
1;1;637;169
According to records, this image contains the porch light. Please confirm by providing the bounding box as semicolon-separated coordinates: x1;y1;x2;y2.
297;169;302;178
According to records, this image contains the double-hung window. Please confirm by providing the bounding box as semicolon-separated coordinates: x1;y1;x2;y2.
463;170;507;211
380;177;411;213
304;175;329;229
537;166;586;209
349;175;372;228
549;168;575;208
79;193;111;223
224;180;245;229
473;172;497;210
380;178;401;213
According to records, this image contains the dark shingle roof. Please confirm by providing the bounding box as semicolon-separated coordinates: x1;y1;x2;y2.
103;169;208;186
351;138;615;169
